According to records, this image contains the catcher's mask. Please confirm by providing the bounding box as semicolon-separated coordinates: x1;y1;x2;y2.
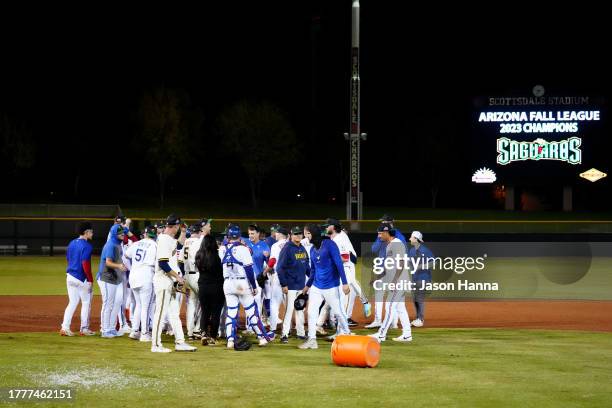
234;336;252;351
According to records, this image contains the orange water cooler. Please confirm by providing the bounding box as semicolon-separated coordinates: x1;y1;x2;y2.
331;335;381;368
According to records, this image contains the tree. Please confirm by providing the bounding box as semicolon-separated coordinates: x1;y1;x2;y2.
136;87;198;209
0;114;36;177
218;100;298;208
413;112;458;208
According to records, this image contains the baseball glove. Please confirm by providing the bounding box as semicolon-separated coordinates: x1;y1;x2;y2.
173;281;187;295
233;336;252;351
256;272;268;288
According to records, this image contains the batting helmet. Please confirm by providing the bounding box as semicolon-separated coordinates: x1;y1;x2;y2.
294;292;309;311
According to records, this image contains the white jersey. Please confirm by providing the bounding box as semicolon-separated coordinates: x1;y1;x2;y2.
125;238;157;288
269;238;288;272
219;242;254;279
180;236;200;273
154;233;180;290
332;231;357;266
188;236;203;272
300;237;312;256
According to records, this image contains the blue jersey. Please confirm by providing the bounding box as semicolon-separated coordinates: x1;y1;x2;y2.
408;244;434;282
306;239;347;290
246;239;270;276
265;236;276;249
66;238;93;282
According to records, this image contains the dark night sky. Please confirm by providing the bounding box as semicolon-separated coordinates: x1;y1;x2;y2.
1;2;610;210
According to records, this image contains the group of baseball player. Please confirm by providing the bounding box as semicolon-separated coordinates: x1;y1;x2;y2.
61;213;433;352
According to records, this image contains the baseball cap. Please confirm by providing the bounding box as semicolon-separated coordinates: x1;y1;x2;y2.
144;225;157;239
200;218;213;227
377;223;395;233
276;226;289;236
189;224;202;234
410;231;424;242
166;214;181;226
322;218;341;227
115;215;126;224
379;214;394;222
270;224;281;232
290;226;304;235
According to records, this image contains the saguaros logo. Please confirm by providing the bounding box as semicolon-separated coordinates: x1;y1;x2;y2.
497;137;582;165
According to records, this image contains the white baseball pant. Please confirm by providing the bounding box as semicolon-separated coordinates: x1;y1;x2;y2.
307;285;350;340
61;274;92;331
151;283;186;348
282;289;305;337
131;283;153;334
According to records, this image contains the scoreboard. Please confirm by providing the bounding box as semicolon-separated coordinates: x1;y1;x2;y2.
471;87;607;185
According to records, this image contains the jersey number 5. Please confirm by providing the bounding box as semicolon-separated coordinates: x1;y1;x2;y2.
135;248;146;262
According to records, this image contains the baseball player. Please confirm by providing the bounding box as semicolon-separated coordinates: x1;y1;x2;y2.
150;214;197;353
368;224;413;343
324;218;371;326
220;225;271;349
367;214;406;329
408;231;434;327
60;222;95;336
124;225;157;342
263;226;289;333
245;224;270;334
299;225;351;349
182;223;204;340
277;226;310;343
98;224;127;338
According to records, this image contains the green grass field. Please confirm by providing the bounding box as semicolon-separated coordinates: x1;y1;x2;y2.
1;256;612;407
1;329;611;407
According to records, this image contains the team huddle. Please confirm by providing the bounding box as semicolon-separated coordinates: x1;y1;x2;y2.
61;214;432;352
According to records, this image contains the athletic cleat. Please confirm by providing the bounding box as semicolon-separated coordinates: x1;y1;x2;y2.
280;335;289;344
258;338;268;347
206;337;217;346
129;331;141;340
266;331;276;340
298;338;318;349
109;329;122;337
101;331;117;338
139;333;152;342
187;335;196;341
175;342;197;352
226;340;235;349
192;331;202;339
368;333;386;343
151;346;172;353
364;321;381;329
118;325;131;335
315;326;328;335
392;335;413;342
347;318;358;327
411;319;424;327
60;328;74;337
79;328;95;336
164;329;174;336
363;302;372;318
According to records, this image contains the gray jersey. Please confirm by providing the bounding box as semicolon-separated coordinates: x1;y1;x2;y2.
385;238;408;283
100;244;123;284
